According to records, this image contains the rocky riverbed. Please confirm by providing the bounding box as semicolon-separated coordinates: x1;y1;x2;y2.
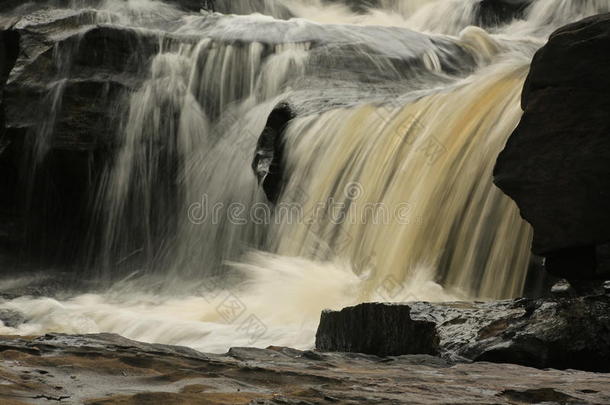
0;332;609;404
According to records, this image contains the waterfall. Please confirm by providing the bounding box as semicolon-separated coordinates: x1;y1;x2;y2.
2;0;609;351
272;62;532;300
93;35;312;280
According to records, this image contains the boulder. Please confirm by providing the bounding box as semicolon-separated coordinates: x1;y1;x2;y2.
316;294;610;372
494;13;610;279
316;303;439;357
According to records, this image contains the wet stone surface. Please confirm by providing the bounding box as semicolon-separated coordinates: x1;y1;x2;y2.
316;294;610;372
0;333;608;404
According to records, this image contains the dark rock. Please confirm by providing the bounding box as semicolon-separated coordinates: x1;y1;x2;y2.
6;23;162;148
544;245;599;281
478;0;531;27
316;295;610;372
598;243;610;274
325;0;532;27
0;308;25;327
0;16;19;142
167;0;202;12
252;103;296;203
1;12;167;266
215;0;293;18
323;0;377;13
494;13;610;279
316;303;439;357
0;272;87;300
0;17;20;259
0;16;19;129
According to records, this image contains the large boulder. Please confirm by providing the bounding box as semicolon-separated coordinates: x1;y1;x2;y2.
494;13;610;279
316;294;610;372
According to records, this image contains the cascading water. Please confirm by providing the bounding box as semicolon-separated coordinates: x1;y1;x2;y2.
2;0;609;352
272;61;533;300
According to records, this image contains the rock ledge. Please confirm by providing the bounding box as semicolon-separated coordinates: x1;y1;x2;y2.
316;294;610;372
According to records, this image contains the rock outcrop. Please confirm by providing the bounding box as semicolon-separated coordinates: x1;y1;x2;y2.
0;333;609;404
494;13;610;280
316;294;610;372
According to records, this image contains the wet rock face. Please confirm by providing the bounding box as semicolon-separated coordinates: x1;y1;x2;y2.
494;13;610;280
0;17;19;130
0;17;19;146
0;17;20;260
0;333;609;404
0;9;165;265
478;0;531;26
329;0;532;26
6;22;161;149
316;294;610;372
316;303;439;357
0;309;25;328
252;103;295;203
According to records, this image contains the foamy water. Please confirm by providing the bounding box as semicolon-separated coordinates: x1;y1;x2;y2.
1;254;461;352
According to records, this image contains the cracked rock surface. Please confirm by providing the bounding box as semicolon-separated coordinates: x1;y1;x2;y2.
0;333;609;404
